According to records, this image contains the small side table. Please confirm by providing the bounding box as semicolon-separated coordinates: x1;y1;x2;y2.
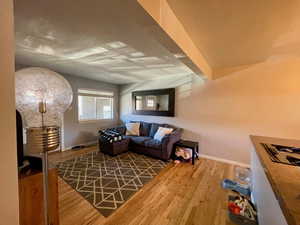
174;140;199;165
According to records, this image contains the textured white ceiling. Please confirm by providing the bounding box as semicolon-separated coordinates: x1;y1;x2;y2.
14;0;201;84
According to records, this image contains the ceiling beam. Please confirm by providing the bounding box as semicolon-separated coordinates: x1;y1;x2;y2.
138;0;212;79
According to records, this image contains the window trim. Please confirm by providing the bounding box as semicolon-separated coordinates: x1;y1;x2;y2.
77;89;114;123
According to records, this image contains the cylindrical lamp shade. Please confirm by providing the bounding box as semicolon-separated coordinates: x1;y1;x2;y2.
26;126;60;154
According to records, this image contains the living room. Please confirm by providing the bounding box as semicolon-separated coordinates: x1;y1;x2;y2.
2;0;300;225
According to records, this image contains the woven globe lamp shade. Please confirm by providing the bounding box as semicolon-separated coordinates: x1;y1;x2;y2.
15;67;73;128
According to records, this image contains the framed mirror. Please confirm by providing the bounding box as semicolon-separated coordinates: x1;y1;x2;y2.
132;88;175;117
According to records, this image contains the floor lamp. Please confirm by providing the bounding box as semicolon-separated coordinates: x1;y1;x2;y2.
15;67;73;225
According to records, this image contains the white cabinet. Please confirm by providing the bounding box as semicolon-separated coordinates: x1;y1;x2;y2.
251;150;288;225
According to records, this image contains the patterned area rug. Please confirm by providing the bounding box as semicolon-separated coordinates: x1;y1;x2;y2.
56;151;168;217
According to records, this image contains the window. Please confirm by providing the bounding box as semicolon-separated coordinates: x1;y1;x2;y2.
135;96;142;110
78;89;114;121
146;95;156;109
147;99;154;107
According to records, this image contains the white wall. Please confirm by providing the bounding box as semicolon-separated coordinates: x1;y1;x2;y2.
0;0;19;224
62;74;120;149
121;58;300;165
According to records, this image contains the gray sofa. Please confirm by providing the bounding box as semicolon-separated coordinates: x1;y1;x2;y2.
111;121;182;161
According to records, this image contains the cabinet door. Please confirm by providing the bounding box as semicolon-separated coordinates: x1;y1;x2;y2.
19;169;59;225
251;150;288;225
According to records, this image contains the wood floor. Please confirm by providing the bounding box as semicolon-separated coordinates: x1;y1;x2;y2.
49;146;236;225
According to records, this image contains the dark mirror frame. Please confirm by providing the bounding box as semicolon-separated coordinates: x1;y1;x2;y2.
132;88;175;117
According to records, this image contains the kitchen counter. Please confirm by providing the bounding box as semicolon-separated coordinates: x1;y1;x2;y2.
251;135;300;225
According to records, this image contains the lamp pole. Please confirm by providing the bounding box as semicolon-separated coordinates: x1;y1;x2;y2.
39;102;49;225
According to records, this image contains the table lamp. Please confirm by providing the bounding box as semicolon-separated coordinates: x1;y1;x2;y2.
15;67;73;225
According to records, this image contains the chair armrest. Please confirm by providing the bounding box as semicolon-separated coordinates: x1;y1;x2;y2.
161;128;183;160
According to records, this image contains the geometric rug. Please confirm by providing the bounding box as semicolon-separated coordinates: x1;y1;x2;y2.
56;151;168;217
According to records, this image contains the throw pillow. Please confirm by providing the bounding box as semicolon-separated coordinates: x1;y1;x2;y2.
125;122;140;136
153;127;173;141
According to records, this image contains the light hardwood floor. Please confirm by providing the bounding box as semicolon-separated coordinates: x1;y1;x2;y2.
49;146;235;225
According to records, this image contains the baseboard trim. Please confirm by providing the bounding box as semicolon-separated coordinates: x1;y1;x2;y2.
199;154;250;168
63;141;98;151
63;144;250;168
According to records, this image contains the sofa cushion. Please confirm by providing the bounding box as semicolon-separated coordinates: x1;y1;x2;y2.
149;123;161;137
130;121;151;136
140;122;151;136
122;135;132;140
144;139;162;150
130;136;152;146
163;124;176;129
